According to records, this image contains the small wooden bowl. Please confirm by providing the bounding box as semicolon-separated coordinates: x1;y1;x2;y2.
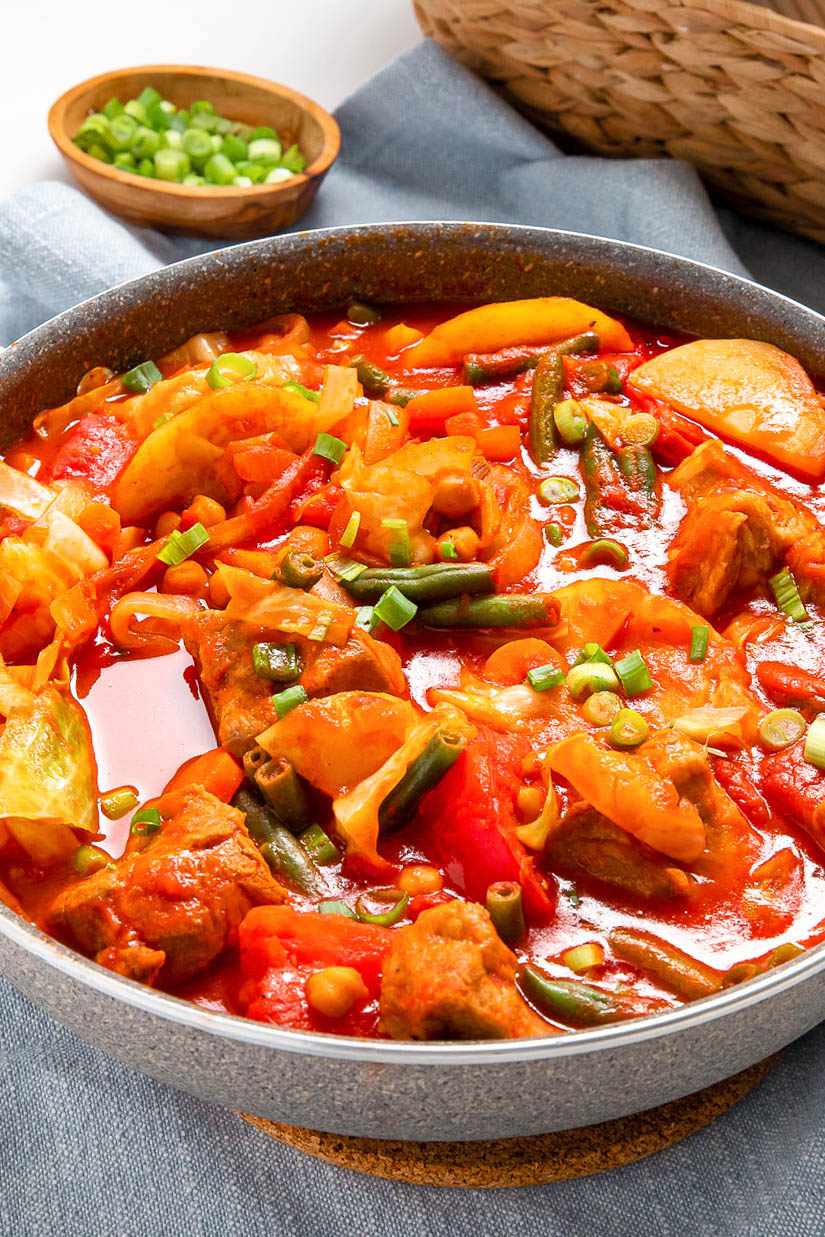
48;65;341;240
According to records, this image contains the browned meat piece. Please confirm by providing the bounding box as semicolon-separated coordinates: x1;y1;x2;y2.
184;611;277;755
380;901;551;1040
301;629;405;697
546;804;692;901
50;787;285;986
668;491;784;616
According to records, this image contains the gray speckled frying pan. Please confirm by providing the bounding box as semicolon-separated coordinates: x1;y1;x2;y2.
1;223;824;1142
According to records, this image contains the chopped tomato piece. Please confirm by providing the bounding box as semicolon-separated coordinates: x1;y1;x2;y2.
48;414;135;489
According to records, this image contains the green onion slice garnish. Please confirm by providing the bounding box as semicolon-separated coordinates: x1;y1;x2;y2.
313;432;347;465
206;352;257;391
544;522;564;547
283;381;321;403
130;807;163;836
99;787;139;820
299;824;340;866
157;521;209;567
804;715;825;769
575;642;613;666
122;360;162;394
439;539;458;560
324;553;367;583
538;475;580;505
317;899;357;918
355;887;409;927
72;844;110;876
770;567;809;624
386;407;400;427
373;586;417;631
340;510;361;550
272;684;308;719
566;661;620;700
758;708;806;752
251;641;302;683
689;625;710;663
526;664;565;692
609;708;649;748
614;649;653;697
580;538;629;570
354;605;377;632
381;517;411;567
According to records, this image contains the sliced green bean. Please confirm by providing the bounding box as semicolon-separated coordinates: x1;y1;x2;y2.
277;550;324;590
463;347;538;385
344;562;494;604
233;787;325;895
617;444;656;500
351;355;392;396
528;332;598;465
486;881;526;946
347;300;382;326
581;421;621;538
241;752;311;831
379;729;466;834
609;927;721;1000
418;594;557;629
518;965;626;1027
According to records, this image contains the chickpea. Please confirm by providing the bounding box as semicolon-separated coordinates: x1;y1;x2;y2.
442;526;480;562
182;494;226;528
305;967;368;1020
155;511;182;539
520;752;541;777
517;784;545;821
398;864;443;895
161;561;208;596
431;472;481;520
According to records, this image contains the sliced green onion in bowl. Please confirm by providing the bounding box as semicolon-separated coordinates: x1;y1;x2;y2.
272;684;308;720
758;708;806;751
689;625;710;663
526;663;565;692
355;887;409;927
539;476;580;505
204;153;236;185
206;352;257;390
313;433;347;465
770;567;809;624
354;605;377;632
609;708;649;748
324;553;367;583
373;586;417;631
614;649;653;696
154;147;190;181
122;360;162;394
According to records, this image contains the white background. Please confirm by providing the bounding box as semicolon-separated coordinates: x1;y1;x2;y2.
2;0;421;197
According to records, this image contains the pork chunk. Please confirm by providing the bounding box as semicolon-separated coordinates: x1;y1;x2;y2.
51;787;285;985
380;901;550;1040
184;611;277;755
301;629;405;697
546;804;691;901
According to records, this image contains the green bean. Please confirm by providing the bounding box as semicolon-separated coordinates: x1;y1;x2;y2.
528;332;599;465
351;355;392;396
418;594;558;629
609;927;722;1000
386;386;419;408
343;562;494;604
379;729;466;834
463;347;538;386
241;751;311;831
233;787;326;895
581;421;621;538
486;881;526;946
347;300;382;326
251;641;302;683
518;965;626;1027
277;550;324;590
617;444;657;500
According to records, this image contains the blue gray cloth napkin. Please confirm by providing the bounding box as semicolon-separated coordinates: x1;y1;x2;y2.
1;40;825;1237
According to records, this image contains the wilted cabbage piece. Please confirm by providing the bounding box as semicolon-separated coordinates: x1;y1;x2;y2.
0;686;97;863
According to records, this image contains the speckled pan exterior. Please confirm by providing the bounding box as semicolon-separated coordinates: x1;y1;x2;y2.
1;223;824;1143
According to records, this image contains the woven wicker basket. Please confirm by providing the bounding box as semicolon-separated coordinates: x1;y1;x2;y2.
414;0;825;244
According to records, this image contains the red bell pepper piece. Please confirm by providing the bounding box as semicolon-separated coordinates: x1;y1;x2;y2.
762;741;825;854
48;414;135;490
757;662;825;714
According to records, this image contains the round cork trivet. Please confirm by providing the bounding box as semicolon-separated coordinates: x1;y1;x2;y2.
240;1055;774;1188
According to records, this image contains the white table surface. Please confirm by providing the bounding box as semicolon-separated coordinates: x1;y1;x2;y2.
2;0;421;199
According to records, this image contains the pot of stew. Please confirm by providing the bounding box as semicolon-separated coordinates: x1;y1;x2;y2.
0;222;824;1142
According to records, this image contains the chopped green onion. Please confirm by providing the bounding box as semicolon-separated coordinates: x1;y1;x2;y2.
339;510;361;550
770;567;809;623
282;381;320;403
355;605;377;632
154;147;190;181
131;127;161;159
544;522;564;547
248;137;282;162
72;844;110;876
206;352;257;390
324;553;367;583
317;899;356;918
272;684;308;719
313;433;347;465
580;539;629;570
130;807;162;836
102;97;124;121
122;360;162;394
382;517;411;567
386;407;400;427
373;586;417;631
204;153;236;185
804;716;825;768
553;399;588;446
526;664;565;692
614;649;653;696
137;86;162;111
581;690;622;726
249;125;277;141
355;887;409;927
439;539;458;560
609;708;649;748
100;787;139;820
576;642;613;666
566;661;620;700
299;824;340;866
157;521;209;567
562;942;605;974
759;708;806;751
220;134;248;162
181;127;214;162
689;625;710;663
252;641;302;683
539;475;580;505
